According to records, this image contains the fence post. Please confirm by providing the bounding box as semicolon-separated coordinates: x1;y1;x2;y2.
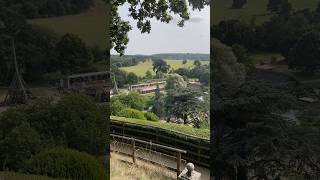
132;138;136;164
177;152;181;179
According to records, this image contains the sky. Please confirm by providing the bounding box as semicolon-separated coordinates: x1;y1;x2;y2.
111;4;210;55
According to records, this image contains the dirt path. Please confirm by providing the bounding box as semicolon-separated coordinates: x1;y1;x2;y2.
111;142;210;180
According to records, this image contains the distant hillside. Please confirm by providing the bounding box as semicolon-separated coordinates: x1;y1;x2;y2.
152;53;210;61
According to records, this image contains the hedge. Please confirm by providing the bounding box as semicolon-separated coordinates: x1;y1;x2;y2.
26;148;107;180
144;112;159;122
117;108;146;120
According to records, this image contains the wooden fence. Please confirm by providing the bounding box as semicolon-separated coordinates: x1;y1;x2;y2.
110;134;187;179
110;119;210;168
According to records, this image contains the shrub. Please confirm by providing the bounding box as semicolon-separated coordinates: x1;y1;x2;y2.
144;112;159;122
118;108;146;120
26;148;107;180
118;92;148;110
111;97;126;115
52;94;108;156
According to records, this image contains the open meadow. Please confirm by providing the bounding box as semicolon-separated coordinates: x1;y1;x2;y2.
212;0;318;24
29;0;107;49
120;60;209;77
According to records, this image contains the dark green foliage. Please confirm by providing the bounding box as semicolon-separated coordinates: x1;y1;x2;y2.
117;92;148;111
0;122;42;170
267;0;292;15
231;44;254;72
26;148;107;180
52;94;108;156
144;112;159;122
152;58;171;74
0;94;108;172
118;108;146;120
111;97;126;116
145;70;153;79
232;0;247;9
193;60;202;67
1;0;94;19
126;72;138;85
151;90;166;118
165;87;206;124
289;31;320;73
54;34;93;74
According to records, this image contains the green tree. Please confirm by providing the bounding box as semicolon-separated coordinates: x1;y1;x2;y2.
231;44;254;72
165;74;187;90
127;72;138;84
193;60;202;67
152;59;170;74
182;59;187;64
152;88;165;118
145;70;153;79
54;34;92;74
165;87;204;124
289;31;320;74
111;97;126;115
118;92;148;111
212;39;246;87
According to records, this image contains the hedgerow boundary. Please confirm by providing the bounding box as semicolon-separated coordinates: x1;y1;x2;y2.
110;116;210;167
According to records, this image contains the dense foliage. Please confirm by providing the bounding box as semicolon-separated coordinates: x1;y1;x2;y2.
0;94;108;171
0;0;94;19
26;148;107;180
118;108;146;120
144;112;159;122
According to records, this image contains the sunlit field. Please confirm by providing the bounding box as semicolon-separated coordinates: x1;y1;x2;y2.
120;60;209;77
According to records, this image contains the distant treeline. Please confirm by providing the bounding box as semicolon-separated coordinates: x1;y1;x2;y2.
152;53;209;61
110;53;210;68
0;0;94;19
111;55;149;67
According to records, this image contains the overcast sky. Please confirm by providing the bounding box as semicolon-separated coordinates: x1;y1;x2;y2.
111;4;210;55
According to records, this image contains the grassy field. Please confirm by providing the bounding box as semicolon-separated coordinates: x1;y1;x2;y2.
30;0;107;49
120;60;209;77
0;172;67;180
111;116;210;139
212;0;319;24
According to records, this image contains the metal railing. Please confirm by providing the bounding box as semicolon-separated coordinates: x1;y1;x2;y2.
110;134;187;179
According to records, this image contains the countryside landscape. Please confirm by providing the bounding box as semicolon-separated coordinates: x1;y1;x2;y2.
212;0;320;179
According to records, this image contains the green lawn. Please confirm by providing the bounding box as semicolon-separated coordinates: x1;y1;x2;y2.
29;0;107;49
212;0;318;24
0;172;67;180
120;60;209;77
111;116;210;139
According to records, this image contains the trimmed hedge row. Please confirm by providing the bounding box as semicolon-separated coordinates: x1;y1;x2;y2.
110;116;210;167
111;116;209;139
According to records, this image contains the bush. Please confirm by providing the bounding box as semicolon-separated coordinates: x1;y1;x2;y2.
144;112;159;122
118;108;146;120
111;97;126;115
117;92;148;110
26;148;107;180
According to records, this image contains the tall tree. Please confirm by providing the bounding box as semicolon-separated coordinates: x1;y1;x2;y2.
232;0;247;9
54;34;92;74
152;59;170;74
